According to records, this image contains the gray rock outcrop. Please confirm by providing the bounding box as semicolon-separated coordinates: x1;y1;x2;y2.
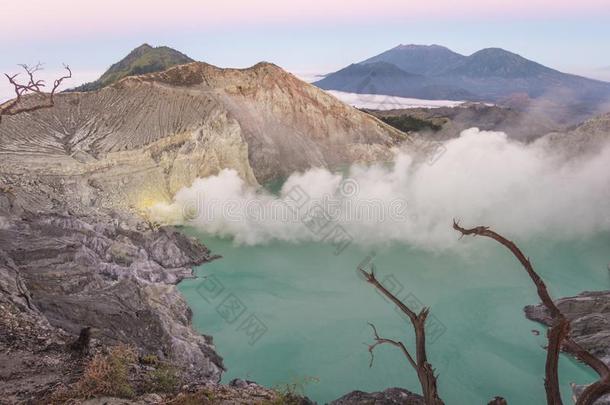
330;387;424;404
0;187;223;402
525;290;610;403
536;112;610;157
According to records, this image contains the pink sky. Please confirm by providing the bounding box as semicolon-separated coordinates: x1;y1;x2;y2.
3;0;610;40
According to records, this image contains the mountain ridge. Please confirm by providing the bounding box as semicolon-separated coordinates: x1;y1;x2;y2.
444;47;553;78
67;43;194;92
315;44;610;123
1;59;408;205
362;44;466;76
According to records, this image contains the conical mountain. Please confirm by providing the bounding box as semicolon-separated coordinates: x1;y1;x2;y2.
361;44;465;76
69;43;194;92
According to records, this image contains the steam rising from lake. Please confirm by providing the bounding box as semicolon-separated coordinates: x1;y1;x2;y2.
151;128;610;250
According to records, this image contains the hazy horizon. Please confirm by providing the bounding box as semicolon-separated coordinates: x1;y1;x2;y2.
2;0;610;100
2;41;610;103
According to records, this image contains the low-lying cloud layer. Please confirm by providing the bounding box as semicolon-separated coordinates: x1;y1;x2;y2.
151;128;610;250
325;90;466;110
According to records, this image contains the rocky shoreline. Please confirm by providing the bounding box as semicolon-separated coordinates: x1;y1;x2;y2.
0;177;607;404
1;177;608;404
0;185;225;401
0;60;414;404
525;290;610;404
0;183;426;404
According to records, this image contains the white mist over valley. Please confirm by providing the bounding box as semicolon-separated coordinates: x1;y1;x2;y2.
325;90;466;110
152;128;610;250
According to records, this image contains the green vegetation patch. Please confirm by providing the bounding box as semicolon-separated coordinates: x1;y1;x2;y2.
380;115;442;133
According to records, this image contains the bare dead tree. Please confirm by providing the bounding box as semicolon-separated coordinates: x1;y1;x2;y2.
359;264;444;405
0;63;71;123
453;220;610;405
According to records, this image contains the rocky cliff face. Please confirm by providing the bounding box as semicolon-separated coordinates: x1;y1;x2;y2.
0;187;223;402
537;112;610;157
0;62;407;214
0;61;408;402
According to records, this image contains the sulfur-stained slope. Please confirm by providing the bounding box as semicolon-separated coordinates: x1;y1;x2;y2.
0;61;408;212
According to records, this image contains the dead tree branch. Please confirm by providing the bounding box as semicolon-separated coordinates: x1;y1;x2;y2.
0;63;71;123
453;219;610;405
359;264;444;405
367;322;417;370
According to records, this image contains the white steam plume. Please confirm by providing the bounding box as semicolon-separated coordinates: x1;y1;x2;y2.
150;128;610;250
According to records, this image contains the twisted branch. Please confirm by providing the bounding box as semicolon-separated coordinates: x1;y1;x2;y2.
453;219;610;405
366;322;417;370
359;264;444;405
0;63;71;123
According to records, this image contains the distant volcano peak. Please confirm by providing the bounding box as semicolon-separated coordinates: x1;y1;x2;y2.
67;43;194;92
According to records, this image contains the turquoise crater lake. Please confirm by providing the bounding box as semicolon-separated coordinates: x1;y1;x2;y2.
179;230;609;404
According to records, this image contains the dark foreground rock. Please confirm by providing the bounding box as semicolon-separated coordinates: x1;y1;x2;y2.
525;290;610;403
525;291;610;363
0;188;223;402
76;380;298;404
330;387;424;405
